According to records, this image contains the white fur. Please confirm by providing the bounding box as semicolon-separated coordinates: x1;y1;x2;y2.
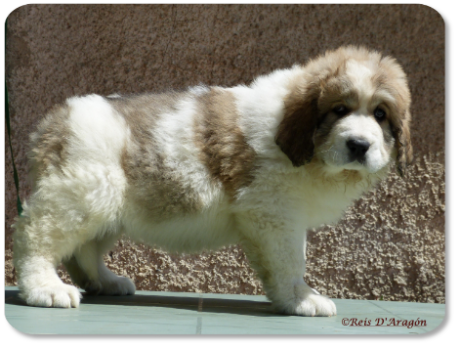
322;114;389;173
231;67;304;162
13;53;402;317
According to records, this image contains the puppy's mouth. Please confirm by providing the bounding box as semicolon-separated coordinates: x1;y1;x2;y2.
349;156;366;165
341;158;368;171
329;152;381;173
340;157;387;175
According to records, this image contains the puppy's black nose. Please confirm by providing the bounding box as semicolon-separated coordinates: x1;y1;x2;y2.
346;139;370;161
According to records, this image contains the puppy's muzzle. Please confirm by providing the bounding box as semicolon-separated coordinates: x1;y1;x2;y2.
346;138;370;163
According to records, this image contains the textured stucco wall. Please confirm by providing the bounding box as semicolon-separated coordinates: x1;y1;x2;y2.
5;4;445;303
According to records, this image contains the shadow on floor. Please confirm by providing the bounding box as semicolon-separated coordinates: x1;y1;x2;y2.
5;289;276;317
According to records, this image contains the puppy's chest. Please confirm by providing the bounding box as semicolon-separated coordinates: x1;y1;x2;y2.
255;176;361;228
297;189;355;228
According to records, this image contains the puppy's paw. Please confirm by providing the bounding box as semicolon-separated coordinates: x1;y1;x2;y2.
99;276;136;296
274;289;337;317
21;284;82;308
294;292;337;317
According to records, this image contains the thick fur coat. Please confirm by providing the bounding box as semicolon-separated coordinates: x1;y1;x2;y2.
13;46;412;316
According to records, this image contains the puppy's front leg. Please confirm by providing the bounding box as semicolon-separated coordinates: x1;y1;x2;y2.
239;213;336;317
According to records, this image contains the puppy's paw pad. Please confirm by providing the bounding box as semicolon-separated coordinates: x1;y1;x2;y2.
24;284;82;308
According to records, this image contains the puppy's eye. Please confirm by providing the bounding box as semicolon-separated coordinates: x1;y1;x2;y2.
333;105;349;117
374;108;386;122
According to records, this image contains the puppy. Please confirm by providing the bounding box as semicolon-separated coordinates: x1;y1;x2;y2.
13;46;412;316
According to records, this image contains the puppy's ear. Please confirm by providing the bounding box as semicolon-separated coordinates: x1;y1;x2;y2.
275;83;320;167
393;109;413;177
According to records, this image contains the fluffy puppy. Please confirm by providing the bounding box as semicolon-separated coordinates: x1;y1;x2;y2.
13;46;412;316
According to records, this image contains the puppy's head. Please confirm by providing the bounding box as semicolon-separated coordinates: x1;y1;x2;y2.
276;46;413;177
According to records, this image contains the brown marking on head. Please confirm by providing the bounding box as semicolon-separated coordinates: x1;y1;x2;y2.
275;47;356;167
313;75;360;151
28;103;72;184
275;76;321;167
372;56;413;177
195;88;257;199
276;46;412;177
110;93;205;220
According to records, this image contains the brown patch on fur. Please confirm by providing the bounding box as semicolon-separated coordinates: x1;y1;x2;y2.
109;93;181;148
392;110;413;177
313;78;360;150
276;74;321;167
312;112;338;150
28;103;71;183
381;119;397;156
372;56;413;176
195;88;257;199
110;93;205;220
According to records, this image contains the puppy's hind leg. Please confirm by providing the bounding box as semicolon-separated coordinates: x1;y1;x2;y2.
64;235;136;296
63;256;92;292
13;177;127;307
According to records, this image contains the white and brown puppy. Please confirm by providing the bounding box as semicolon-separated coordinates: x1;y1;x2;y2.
13;46;412;316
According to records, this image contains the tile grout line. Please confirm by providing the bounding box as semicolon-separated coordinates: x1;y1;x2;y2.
195;295;203;335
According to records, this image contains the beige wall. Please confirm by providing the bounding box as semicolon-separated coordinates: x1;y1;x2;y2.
5;4;445;303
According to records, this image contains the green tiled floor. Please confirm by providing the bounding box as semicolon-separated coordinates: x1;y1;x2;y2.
4;286;445;335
